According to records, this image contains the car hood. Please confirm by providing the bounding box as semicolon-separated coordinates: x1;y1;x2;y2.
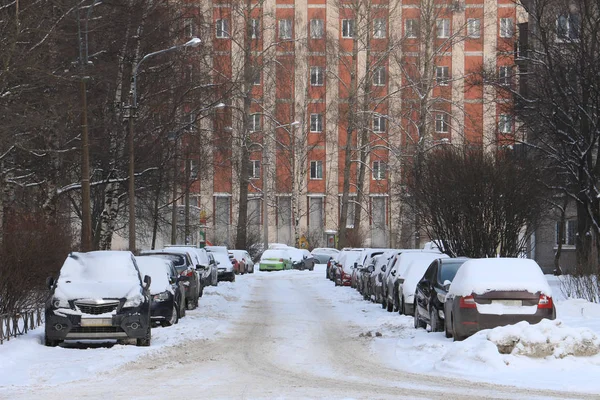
54;280;143;302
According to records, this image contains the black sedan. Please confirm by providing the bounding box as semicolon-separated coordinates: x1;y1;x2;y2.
413;257;469;332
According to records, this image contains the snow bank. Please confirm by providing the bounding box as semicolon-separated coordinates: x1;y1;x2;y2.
449;258;551;297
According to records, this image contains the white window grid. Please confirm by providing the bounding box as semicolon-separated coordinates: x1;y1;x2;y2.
310;19;324;39
279;19;292;40
436;66;449;86
216;19;229;38
250;160;260;179
498;114;512;133
500;18;513;38
342;19;355;38
467;18;481;38
499;66;511;86
250;114;261;132
310;114;323;132
405;19;418;38
373;66;386;86
250;18;260;39
437;19;450;38
373;19;386;39
435;113;449;133
184;18;196;38
310;160;323;179
310;66;324;86
557;13;581;41
372;161;386;180
373;116;386;133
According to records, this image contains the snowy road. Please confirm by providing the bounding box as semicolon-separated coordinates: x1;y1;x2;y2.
2;267;598;399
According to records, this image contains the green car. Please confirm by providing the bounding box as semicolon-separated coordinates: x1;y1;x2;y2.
259;249;293;271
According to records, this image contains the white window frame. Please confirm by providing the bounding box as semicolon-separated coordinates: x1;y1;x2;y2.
436;66;449;86
436;19;450;38
500;18;513;38
310;66;324;86
556;220;577;246
216;19;230;39
310;160;323;180
373;115;386;133
184;18;196;38
310;19;324;39
498;114;512;133
373;66;386;86
435;113;449;133
405;19;418;38
372;161;386;180
250;160;260;179
342;19;355;38
250;18;260;39
310;113;323;133
467;18;481;38
499;66;511;86
279;19;292;40
250;113;261;132
189;159;198;179
373;19;386;39
556;13;581;41
253;71;261;86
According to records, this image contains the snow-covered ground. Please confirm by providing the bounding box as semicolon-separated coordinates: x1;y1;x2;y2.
1;266;599;399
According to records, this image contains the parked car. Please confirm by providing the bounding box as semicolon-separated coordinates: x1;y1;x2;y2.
165;245;217;291
334;250;362;286
206;246;235;282
311;248;340;264
396;253;449;316
140;249;201;310
382;250;443;314
230;249;254;274
355;249;393;294
414;257;469;332
443;258;556;341
230;252;243;274
136;256;181;327
368;251;397;305
259;249;293;271
44;251;152;347
288;248;316;271
136;254;186;320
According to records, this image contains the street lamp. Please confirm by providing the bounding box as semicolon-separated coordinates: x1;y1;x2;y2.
127;37;202;252
263;120;299;251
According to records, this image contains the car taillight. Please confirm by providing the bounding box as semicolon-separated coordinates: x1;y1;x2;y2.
279;258;284;262
185;270;194;277
538;294;553;309
459;295;477;309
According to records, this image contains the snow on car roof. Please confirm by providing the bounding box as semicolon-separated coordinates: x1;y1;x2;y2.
135;256;173;295
167;246;209;265
397;252;448;277
261;249;289;260
402;257;443;301
205;245;229;254
448;258;552;297
311;248;339;255
54;251;143;301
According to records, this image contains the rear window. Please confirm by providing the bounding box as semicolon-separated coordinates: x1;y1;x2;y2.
142;254;186;273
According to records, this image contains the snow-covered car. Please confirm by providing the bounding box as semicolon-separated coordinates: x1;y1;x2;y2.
443;258;556;341
230;249;254;274
334;250;362;286
414;257;469;332
259;249;293;271
44;251;152;347
396;252;449;316
206;246;235;281
140;249;201;310
311;247;340;264
288;248;316;271
165;245;217;289
136;256;181;327
367;251;397;304
355;248;393;293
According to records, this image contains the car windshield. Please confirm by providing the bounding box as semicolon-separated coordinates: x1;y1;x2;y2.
439;262;463;284
141;253;187;273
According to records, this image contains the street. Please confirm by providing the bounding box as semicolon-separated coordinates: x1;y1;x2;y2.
1;267;598;400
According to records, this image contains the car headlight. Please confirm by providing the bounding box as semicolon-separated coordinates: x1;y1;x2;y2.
52;297;69;308
123;296;142;308
153;291;170;302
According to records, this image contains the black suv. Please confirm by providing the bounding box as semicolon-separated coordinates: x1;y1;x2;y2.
45;251;152;347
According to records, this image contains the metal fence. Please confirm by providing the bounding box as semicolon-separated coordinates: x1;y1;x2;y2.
0;306;45;345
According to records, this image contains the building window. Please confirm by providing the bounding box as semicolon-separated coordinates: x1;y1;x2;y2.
253;71;261;85
436;66;450;86
216;19;229;38
310;66;324;86
556;220;576;246
310;114;323;132
500;18;513;38
373;115;386;133
340;196;356;228
467;18;481;38
250;114;261;132
405;19;418;38
499;66;511;86
373;19;386;39
279;19;292;40
310;160;323;179
372;161;386;180
373;66;386;86
309;197;324;232
184;18;196;38
435;113;449;133
186;112;196;131
436;19;450;38
498;114;512;133
310;19;324;39
250;18;260;39
189;159;198;179
557;13;580;41
250;160;260;179
342;19;355;38
248;198;262;227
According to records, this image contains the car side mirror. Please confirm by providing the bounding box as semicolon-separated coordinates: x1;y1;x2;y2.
143;275;151;289
169;277;176;285
391;270;396;276
443;280;451;291
46;276;55;290
381;266;386;273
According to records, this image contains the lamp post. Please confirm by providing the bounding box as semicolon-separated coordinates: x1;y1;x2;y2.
127;37;201;252
263;120;299;251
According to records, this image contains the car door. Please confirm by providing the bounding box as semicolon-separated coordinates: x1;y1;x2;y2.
417;261;437;320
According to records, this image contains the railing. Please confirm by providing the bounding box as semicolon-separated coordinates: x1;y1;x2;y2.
0;306;45;345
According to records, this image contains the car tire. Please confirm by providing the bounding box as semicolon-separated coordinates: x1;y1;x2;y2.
162;305;179;327
386;300;393;312
44;336;60;347
414;301;426;329
444;317;452;338
136;326;151;347
180;300;186;318
199;285;204;298
430;308;442;333
381;299;386;309
398;295;404;315
451;317;464;342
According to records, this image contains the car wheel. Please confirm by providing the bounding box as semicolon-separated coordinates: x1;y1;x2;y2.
414;301;426;329
398;295;404;315
162;305;179;327
444;315;452;338
381;299;387;309
386;300;393;312
136;326;151;347
430;308;441;333
199;285;204;298
186;298;195;310
180;300;186;318
44;335;60;347
451;317;464;342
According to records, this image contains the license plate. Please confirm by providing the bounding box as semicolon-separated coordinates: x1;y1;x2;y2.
80;318;113;327
491;300;522;307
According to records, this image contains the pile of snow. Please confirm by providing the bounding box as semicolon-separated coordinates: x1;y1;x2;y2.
449;258;551;297
487;319;600;358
